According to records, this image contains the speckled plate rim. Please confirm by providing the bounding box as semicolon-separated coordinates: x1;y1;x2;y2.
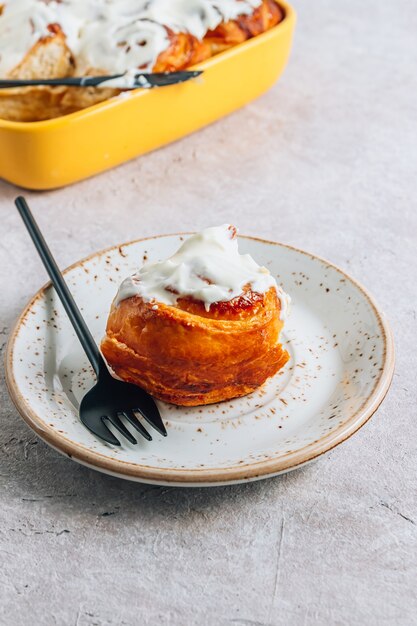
5;234;395;485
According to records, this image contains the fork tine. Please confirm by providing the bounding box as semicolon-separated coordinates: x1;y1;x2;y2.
135;403;167;437
106;415;137;445
80;415;121;446
142;71;202;87
121;411;152;442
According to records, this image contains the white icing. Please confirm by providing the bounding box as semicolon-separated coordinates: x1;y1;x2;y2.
0;0;263;77
77;17;170;77
115;224;290;318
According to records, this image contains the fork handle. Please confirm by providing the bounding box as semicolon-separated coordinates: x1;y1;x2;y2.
0;75;123;89
15;197;101;376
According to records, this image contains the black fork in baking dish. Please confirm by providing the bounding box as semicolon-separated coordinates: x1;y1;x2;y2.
0;71;202;90
15;197;167;446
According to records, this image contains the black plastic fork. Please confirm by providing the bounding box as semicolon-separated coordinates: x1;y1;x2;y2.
0;70;202;90
15;197;167;446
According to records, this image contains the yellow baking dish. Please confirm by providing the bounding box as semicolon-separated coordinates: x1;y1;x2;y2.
0;1;295;190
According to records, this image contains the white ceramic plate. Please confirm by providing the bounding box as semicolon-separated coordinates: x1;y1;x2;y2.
6;235;394;486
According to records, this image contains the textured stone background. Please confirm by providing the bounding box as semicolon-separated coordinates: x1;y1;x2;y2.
1;0;416;624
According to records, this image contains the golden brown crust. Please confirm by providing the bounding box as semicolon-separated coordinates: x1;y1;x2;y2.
100;286;289;406
0;26;77;122
0;0;284;122
204;0;283;54
153;29;212;72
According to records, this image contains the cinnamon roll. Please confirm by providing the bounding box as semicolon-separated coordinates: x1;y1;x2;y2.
101;225;290;406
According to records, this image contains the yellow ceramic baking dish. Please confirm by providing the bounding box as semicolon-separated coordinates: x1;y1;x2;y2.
0;1;295;190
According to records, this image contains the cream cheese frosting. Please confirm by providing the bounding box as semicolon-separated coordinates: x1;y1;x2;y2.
0;0;263;77
115;224;290;318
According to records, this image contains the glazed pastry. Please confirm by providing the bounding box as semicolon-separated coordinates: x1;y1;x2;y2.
0;0;284;122
101;225;290;406
205;0;283;54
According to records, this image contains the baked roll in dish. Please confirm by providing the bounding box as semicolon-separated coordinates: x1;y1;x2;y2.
0;0;284;122
101;225;290;406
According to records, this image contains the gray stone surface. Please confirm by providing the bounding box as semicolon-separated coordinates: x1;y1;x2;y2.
1;0;416;624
